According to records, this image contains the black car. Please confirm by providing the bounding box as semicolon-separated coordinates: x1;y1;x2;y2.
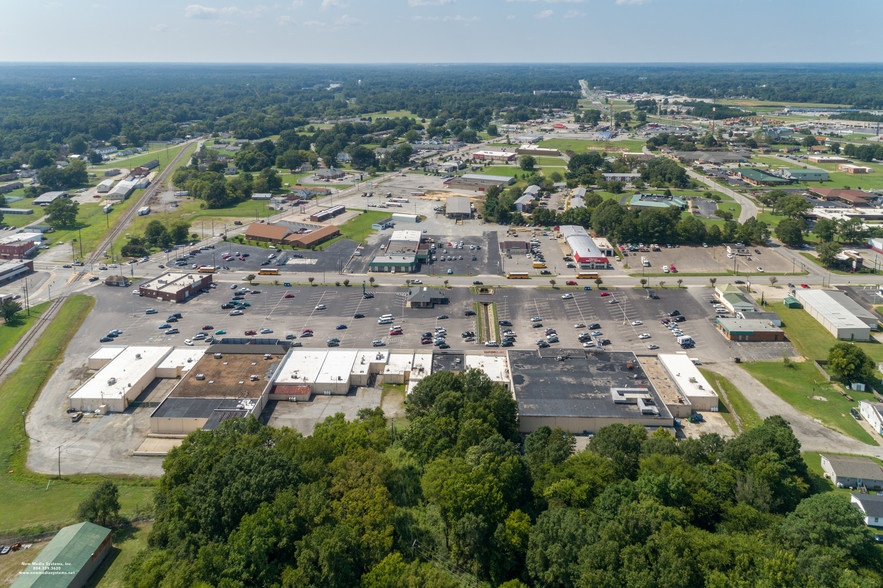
221;303;235;309
353;313;365;319
464;310;476;316
473;281;483;285
674;315;686;322
498;320;512;326
587;323;601;330
668;310;681;317
88;276;100;282
99;336;114;342
599;339;611;346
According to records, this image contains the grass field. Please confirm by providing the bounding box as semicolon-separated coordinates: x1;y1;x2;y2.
471;166;522;179
88;522;153;587
0;295;155;535
533;156;566;166
49;196;142;260
339;210;390;242
742;361;878;446
361;109;421;120
700;369;762;432
767;302;883;363
92;144;189;171
538;138;645;154
0;301;50;364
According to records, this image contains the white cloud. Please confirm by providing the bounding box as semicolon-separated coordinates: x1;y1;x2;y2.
412;14;478;22
302;13;358;31
277;14;293;25
616;0;651;4
408;0;454;5
184;5;264;19
535;9;554;18
291;0;303;6
321;0;342;8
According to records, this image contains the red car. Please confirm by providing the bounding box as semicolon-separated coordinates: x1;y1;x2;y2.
389;328;403;336
800;284;809;288
284;294;295;299
599;291;610;297
302;328;313;334
565;280;577;286
244;330;257;336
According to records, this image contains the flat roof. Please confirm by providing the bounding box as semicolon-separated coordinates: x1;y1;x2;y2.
509;349;672;420
88;345;125;363
140;272;209;294
407;352;434;395
151;396;256;420
157;347;204;374
71;346;171;402
446;196;472;215
0;232;42;245
274;348;327;385
390;229;422;243
560;225;607;262
716;318;783;333
385;351;415;375
316;349;359;385
456;173;514;182
464;353;510;383
795;289;872;330
657;354;717;399
353;349;389;377
169;351;283;399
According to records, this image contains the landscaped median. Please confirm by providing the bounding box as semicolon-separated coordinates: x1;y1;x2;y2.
0;295;155;535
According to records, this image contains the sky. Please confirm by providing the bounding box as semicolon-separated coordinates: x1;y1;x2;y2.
0;0;880;63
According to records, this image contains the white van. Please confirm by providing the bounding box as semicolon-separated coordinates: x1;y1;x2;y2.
378;316;393;325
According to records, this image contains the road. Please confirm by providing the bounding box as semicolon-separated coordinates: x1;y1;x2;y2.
686;169;758;224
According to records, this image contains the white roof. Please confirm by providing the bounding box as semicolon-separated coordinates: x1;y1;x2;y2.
0;232;43;245
316;349;359;385
70;346;171;403
657;354;717;400
352;349;389;377
406;352;434;395
390;229;421;243
464;353;510;384
33;191;67;205
275;349;327;385
157;347;204;374
474;150;512;157
795;289;870;330
515;194;534;205
560;225;606;261
88;345;126;363
457;174;514;182
384;352;415;376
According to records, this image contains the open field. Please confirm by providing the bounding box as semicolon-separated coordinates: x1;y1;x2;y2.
0;295;155;535
49;197;142;260
92;144;189;171
338;210;390;242
88;522;153;588
742;361;878;446
0;301;50;364
538;138;645;154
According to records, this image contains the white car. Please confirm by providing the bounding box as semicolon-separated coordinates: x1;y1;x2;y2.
260;328;273;334
582;341;595;348
631;320;643;326
315;304;326;310
184;339;194;346
411;279;423;284
561;293;573;300
757;266;764;272
639;333;651;340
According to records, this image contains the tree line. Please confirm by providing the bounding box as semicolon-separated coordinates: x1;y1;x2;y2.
123;370;882;587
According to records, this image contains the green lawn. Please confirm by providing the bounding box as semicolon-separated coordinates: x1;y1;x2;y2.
50;196;142;260
0;295;156;535
533;156;566;166
360;109;421;120
92;144;189;171
88;522;153;588
742;361;879;446
470;166;521;179
0;301;50;363
338;210;391;242
716;200;742;219
700;369;762;432
538;138;645;154
768;302;883;363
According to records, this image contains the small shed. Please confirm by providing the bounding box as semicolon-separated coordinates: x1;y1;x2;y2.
783;296;802;309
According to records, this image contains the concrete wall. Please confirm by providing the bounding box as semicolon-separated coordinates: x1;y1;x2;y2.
518;414;674;435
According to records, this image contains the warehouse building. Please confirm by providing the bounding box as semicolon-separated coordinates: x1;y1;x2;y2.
783;169;828;182
97;178;116;193
716;318;785;342
372;217;394;230
369;229;427;273
472;150;516;163
69;345;174;413
33;190;69;206
821;454;883;490
514;193;534;213
445;196;472;219
515;145;561;157
628;193;688;210
12;522;112;588
795;289;874;340
107;179;137;200
443;173;515;192
656;354;718;412
714;284;757;314
559;225;609;268
0;259;34;284
509;349;674;434
138;272;213;302
149;343;284;435
309;205;346;223
0;207;32;217
0;233;42;260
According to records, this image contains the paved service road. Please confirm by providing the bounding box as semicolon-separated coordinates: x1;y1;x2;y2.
686;169;758;224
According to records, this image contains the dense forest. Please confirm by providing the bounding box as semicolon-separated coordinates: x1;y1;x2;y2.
2;64;882;167
124;370;882;587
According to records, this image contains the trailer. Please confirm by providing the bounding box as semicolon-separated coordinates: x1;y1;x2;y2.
137;206;150;216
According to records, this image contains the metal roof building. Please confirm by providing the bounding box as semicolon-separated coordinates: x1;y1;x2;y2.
445;196;472;218
32;190;69;206
12;522;112;588
795;289;873;341
559;225;608;268
69;345;173;413
656;354;718;411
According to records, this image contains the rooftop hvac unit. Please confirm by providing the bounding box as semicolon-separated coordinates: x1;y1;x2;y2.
238;381;245;385
195;374;205;380
107;377;117;385
264;354;272;360
209;380;215;384
689;377;697;384
135;353;142;360
250;375;259;381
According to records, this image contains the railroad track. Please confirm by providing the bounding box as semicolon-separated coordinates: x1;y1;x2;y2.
0;295;65;380
87;139;198;266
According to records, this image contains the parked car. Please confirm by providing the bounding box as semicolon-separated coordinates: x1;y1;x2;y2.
565;280;577;285
244;330;257;336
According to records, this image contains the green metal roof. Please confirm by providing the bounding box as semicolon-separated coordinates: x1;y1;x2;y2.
13;522;111;588
739;169;791;184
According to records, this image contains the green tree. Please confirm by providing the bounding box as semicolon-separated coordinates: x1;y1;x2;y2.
169;220;191;244
813;218;837;242
816;241;841;267
775;218;805;248
45;197;79;229
802;135;818;148
76;480;120;526
0;298;23;323
144;220;171;249
780;492;873;562
519;155;536;172
246;273;256;284
827;342;874;383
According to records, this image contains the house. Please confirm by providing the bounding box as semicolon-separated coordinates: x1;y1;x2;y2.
315;168;345;180
820;454;883;490
850;493;883;528
406;287;448;308
104;275;130;287
858;400;883;436
372;217;394;230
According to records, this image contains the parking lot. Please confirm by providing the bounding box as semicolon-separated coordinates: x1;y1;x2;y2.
169;240;361;276
623;244;796;276
501;232;572;277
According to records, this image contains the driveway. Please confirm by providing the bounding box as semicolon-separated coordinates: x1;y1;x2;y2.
686;169;758;224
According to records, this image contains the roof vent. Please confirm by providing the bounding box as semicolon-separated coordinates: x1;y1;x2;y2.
135;353;142;360
264;354;272;360
214;353;222;359
107;377;117;386
195;374;205;380
250;375;259;381
238;381;245;385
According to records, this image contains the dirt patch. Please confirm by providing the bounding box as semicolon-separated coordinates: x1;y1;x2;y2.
810;395;829;401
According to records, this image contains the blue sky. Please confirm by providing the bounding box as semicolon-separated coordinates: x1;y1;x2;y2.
0;0;879;63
